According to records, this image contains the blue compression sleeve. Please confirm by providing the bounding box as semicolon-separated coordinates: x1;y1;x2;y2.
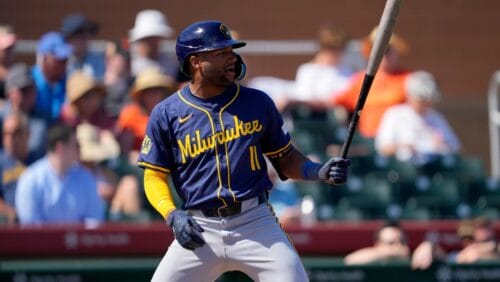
301;161;322;181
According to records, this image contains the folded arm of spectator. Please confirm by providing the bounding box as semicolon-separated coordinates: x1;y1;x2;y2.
344;244;410;265
411;240;446;270
455;241;500;264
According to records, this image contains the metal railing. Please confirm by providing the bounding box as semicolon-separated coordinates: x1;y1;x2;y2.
488;70;500;178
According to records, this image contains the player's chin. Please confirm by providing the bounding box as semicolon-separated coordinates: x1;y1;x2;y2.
225;69;236;81
219;71;236;85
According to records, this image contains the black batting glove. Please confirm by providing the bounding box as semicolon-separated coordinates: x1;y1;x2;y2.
167;209;205;250
318;157;351;185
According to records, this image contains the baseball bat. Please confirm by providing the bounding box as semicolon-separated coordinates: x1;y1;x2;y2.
340;0;403;158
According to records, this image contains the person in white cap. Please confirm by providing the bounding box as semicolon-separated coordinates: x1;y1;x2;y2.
375;70;461;164
129;9;178;79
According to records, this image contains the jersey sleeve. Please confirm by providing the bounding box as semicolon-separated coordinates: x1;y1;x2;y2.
137;105;174;173
260;94;292;160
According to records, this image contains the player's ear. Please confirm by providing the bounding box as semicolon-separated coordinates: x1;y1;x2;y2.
189;55;201;73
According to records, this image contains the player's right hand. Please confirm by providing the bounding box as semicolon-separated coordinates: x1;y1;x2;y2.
318;157;350;185
167;209;205;250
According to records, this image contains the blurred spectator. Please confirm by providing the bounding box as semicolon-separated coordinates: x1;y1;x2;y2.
375;71;460;165
0;112;31;224
103;40;133;118
32;32;72;124
344;221;410;265
61;70;115;130
129;9;178;79
76;122;144;221
115;69;175;220
15;123;104;225
116;68;175;161
290;24;353;111
332;26;411;138
1;63;47;160
412;217;499;269
61;13;105;81
454;217;499;263
0;25;17;102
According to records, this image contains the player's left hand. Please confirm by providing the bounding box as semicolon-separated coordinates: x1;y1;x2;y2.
318;157;350;185
167;209;206;250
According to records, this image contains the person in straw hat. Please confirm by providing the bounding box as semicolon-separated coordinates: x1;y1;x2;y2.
114;68;176;221
117;68;176;160
62;70;115;130
129;9;178;79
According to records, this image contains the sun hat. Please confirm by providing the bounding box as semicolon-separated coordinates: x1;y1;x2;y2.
61;13;99;39
66;70;106;104
37;31;72;59
131;68;175;99
129;10;173;42
76;123;120;162
405;71;441;102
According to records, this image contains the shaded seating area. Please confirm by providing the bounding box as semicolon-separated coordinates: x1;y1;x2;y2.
285;106;496;222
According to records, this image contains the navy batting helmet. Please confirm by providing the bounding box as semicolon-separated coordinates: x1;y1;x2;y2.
176;20;246;78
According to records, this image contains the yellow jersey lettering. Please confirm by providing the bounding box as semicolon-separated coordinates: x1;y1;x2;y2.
177;135;192;164
234;115;246;135
177;116;263;163
252;120;263;132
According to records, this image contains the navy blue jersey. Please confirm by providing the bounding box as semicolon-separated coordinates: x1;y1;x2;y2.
138;83;292;209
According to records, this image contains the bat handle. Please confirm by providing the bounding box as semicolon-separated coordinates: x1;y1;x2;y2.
339;74;375;159
340;111;360;159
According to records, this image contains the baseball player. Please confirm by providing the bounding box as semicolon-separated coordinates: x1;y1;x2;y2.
138;20;350;282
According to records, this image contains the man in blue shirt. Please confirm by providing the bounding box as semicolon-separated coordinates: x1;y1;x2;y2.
31;32;72;124
15;123;104;225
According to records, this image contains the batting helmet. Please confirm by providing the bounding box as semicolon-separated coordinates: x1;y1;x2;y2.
176;20;246;78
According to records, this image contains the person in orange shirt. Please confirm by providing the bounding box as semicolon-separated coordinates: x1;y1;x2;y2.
331;26;411;138
117;68;176;161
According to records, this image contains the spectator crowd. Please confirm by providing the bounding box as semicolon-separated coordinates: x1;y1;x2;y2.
0;8;488;237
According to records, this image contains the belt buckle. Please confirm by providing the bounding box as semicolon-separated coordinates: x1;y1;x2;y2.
217;206;228;217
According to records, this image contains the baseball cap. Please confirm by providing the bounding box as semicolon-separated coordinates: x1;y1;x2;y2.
129;10;174;42
405;71;441;102
37;31;72;59
5;63;34;91
61;13;99;39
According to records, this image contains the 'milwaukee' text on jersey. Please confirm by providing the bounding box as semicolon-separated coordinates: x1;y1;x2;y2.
177;115;263;164
138;83;292;209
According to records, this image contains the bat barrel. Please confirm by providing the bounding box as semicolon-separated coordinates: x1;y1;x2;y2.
366;0;403;76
